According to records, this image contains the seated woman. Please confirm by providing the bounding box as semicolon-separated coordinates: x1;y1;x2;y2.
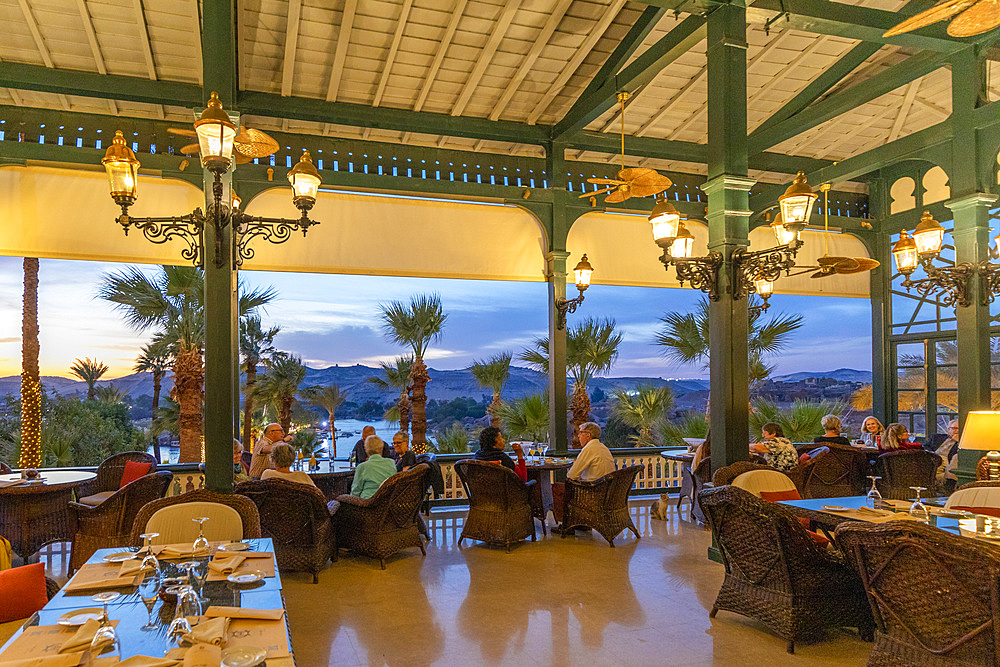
750;423;797;471
859;416;884;448
473;426;527;482
261;443;317;488
233;439;250;484
813;414;850;446
879;423;922;453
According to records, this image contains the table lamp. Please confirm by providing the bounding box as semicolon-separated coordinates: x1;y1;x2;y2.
958;411;1000;480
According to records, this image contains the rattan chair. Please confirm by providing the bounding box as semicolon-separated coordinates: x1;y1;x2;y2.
802;443;870;498
68;471;171;573
76;451;157;505
0;462;11;474
455;460;537;552
679;456;712;522
875;450;939;500
561;465;642;547
836;520;1000;665
335;464;429;569
128;489;262;546
713;460;774;487
699;485;873;654
957;480;1000;491
235;478;336;583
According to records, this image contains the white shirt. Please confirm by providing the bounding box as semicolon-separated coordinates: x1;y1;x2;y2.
261;469;317;488
568;439;616;482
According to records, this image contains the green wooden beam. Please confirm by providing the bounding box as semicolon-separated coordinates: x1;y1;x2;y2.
749;51;951;155
552;15;705;139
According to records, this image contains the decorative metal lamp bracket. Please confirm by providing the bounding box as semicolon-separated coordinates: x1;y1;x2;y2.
901;258;997;308
731;240;802;301
672;252;723;301
555;287;586;330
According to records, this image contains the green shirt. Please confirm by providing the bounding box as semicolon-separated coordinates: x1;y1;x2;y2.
350;454;397;499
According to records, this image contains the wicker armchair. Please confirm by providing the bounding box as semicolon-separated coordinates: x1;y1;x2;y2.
679;456;712;523
455;460;537;552
699;485;873;654
713;460;774;487
235;479;336;583
128;489;262;546
68;471;171;573
335;464;429;569
802;443;870;498
76;452;157;504
957;480;1000;491
0;462;10;474
713;457;822;498
561;466;642;547
875;450;939;500
836;520;1000;665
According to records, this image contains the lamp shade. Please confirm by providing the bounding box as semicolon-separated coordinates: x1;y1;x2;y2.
892;231;919;274
770;211;796;246
287;150;322;208
670;223;695;259
754;278;774;298
913;210;945;256
193;92;237;170
959;412;1000;451
101;130;140;204
778;171;817;227
649;195;681;245
572;254;594;290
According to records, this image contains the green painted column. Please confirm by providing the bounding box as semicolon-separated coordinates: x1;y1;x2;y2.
866;179;896;426
545;141;571;454
704;3;752;473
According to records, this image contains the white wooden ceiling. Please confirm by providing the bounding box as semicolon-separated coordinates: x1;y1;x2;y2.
0;0;991;184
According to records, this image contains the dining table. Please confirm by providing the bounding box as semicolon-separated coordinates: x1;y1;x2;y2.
0;470;97;560
0;537;294;665
525;457;574;523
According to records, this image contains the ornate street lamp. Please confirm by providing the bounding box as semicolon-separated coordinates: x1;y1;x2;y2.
650;194;722;299
555;254;594;330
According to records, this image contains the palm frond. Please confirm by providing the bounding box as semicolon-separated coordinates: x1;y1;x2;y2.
379;293;446;358
469;351;513;394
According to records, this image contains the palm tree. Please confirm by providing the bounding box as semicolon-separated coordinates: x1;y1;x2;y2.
749;398;847;442
497;393;550;443
19;257;41;469
302;385;348;458
70;357;109;400
611;384;675;447
94;384;129;404
654;296;803;387
660;411;709;447
134;341;171;462
255;355;306;432
240;315;282;450
379;294;447;454
520;316;622;438
99;265;275;462
469;352;513;429
367;356;413;437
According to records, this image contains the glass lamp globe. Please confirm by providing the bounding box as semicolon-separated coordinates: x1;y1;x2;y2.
649;195;681;246
193;92;237;172
754;278;774;298
287;151;322;210
778;171;818;230
770;211;797;246
572;254;594;291
913;210;945;257
102;130;140;205
892;231;919;275
670;223;695;259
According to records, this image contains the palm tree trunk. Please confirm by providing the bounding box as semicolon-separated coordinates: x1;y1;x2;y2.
399;391;411;438
489;390;502;429
327;410;337;458
410;357;430;454
242;363;257;450
569;383;591;441
150;370;162;462
86;381;95;401
19;258;41;469
279;397;293;433
172;342;204;463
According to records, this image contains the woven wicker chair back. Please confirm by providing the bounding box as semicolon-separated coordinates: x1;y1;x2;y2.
946;486;1000;511
693;456;712;483
235;479;328;545
119;472;172;525
367;464;430;529
713;461;773;487
731;470;796;497
836;521;1000;664
455;460;532;509
85;452;157;497
876;450;939;499
805;443;868;497
130;490;261;545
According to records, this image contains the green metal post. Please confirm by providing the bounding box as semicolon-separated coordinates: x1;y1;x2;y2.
704;3;752;475
545;141;570;454
924;338;938;440
867;178;896;427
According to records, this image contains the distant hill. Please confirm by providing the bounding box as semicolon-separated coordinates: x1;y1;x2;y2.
0;365;709;403
771;368;872;383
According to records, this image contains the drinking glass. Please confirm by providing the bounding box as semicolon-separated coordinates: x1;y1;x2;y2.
86;594;121;664
909;486;929;521
866;476;883;509
179;560;210;604
167;585;202;649
540;443;549;461
192;517;210;553
139;531;161;574
138;571;161;630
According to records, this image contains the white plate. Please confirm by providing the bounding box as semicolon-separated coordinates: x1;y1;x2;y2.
217;542;250;552
227;572;262;584
102;551;136;563
221;646;267;667
58;608;104;626
821;506;852;512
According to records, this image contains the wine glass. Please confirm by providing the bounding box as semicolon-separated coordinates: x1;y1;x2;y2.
192;517;210;553
178;560;210;604
909;486;929;521
540;443;549;462
139;531;161;574
866;476;883;509
138;571;161;630
167;585;201;652
86;594;121;664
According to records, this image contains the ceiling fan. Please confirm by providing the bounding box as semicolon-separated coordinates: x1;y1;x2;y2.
884;0;1000;38
167;125;280;164
578;91;673;204
792;185;880;279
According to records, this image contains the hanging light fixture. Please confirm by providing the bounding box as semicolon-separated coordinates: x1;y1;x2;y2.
777;171;818;232
287;150;322;212
892;230;919;275
101;130;140;209
555;254;595;329
193;92;237;174
769;210;797;246
912;210;946;256
649;194;682;244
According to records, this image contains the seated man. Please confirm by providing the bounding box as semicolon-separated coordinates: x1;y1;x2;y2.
250;422;293;478
555;422;616;529
350;436;397;499
392;432;417;473
351;425;395;464
261;444;317;488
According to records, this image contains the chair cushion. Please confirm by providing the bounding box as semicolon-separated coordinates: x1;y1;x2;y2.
78;491;116;507
759;489;802;502
144;502;244;544
946;486;1000;511
120;460;152;489
731;470;797;497
0;563;48;623
807;529;830;548
799;452;811;463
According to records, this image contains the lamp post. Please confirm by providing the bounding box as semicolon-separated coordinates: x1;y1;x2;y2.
554;254;594;330
101;92;322;491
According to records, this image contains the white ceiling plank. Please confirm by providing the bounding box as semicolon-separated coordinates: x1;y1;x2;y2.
371;0;414;107
191;0;203;86
16;0;53;68
811;105;896;160
412;0;467;113
325;0;358;103
281;0;303;97
633;72;704;137
912;96;949;118
526;0;628;125
488;0;573;121
450;0;521;117
888;79;920;142
132;0;158;80
73;0;118;114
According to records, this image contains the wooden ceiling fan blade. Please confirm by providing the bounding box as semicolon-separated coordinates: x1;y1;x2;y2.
948;0;1000;36
883;0;976;36
630;183;671;197
617;167;656;181
836;258;881;274
630;171;673;187
578;186;616;198
816;255;852;266
179;143;201;155
167;127;198;137
586;177;624;185
234;128;279;158
604;189;631;204
833;258;861;272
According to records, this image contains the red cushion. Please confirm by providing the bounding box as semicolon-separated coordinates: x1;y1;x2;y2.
759;489;802;502
0;563;48;622
807;530;830;548
120;460;152;488
952;505;1000;518
799;452;811;463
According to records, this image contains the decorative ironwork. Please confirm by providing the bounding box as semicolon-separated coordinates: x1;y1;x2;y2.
669;251;723;300
234;213;316;267
732;240;803;301
899;258;999;308
117;209;204;267
555;289;586;330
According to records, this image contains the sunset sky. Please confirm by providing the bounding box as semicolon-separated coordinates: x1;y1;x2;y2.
0;255;873;381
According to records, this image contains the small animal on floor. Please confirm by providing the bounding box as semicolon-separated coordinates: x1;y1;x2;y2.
650;493;670;520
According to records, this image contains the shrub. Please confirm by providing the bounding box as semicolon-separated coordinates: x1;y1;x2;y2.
659;412;709;447
748;398;847;443
429;422;471;454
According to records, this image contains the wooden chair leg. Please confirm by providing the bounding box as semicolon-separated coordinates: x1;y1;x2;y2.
312;572;319;584
709;606;718;619
380;558;386;570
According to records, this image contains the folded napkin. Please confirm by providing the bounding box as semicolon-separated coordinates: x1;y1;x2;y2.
64;574;138;593
0;655;82;667
0;479;26;489
204;606;284;621
208;554;246;575
855;506;894;517
181;644;222;667
118;558;148;577
159;545;208;559
94;656;180;667
181;616;229;646
58;618;100;654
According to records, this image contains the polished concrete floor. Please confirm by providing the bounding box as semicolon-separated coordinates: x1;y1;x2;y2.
279;498;872;667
